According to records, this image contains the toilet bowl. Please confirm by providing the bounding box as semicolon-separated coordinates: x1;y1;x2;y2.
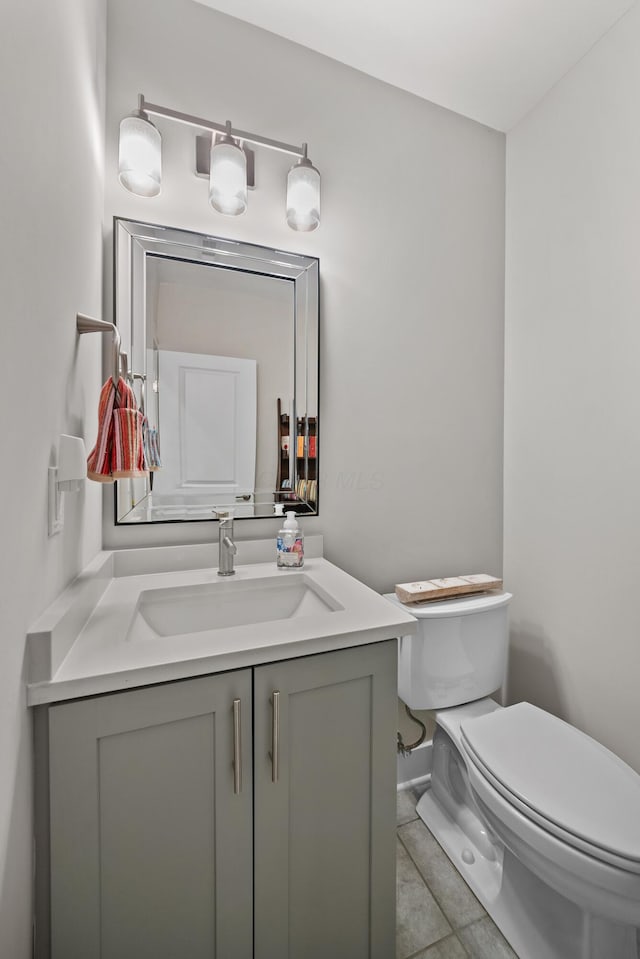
385;590;640;959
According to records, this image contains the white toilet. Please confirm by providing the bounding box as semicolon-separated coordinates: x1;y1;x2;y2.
386;590;640;959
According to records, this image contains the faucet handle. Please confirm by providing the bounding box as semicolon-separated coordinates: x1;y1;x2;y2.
223;535;238;554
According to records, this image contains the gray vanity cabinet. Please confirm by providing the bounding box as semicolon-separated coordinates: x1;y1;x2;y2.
253;640;398;959
42;640;397;959
46;671;253;959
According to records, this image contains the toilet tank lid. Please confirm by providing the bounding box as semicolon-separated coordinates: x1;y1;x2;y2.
461;703;640;864
383;590;512;619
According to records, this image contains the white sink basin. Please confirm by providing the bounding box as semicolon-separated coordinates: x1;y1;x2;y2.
130;574;341;638
26;548;420;705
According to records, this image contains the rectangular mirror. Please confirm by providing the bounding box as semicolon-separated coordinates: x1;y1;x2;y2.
113;219;319;524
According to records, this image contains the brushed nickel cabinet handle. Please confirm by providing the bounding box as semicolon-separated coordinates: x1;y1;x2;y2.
232;698;242;795
270;690;280;783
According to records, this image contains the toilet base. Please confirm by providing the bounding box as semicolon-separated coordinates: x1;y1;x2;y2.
417;784;639;959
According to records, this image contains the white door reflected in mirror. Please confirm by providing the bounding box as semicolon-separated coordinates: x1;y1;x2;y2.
152;351;257;518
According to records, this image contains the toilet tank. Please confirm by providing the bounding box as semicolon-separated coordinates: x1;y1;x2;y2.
384;591;512;710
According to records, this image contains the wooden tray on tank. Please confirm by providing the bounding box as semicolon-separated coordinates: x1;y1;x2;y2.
395;574;502;605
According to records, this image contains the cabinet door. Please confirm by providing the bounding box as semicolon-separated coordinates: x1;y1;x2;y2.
48;671;253;959
254;640;398;959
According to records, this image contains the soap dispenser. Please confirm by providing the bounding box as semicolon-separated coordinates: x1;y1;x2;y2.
277;511;304;568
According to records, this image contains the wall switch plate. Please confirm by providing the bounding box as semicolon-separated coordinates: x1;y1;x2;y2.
47;435;86;536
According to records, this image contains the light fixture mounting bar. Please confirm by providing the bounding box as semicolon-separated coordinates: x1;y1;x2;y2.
140;96;305;159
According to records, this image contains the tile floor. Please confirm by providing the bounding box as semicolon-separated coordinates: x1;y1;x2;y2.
396;785;519;959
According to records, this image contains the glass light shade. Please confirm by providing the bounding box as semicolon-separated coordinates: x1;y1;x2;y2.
118;114;162;197
209;140;247;215
286;161;320;232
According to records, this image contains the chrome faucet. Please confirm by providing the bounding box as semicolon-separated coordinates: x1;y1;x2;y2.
217;512;237;576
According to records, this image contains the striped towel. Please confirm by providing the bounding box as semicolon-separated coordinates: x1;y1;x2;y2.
87;377;151;482
143;419;162;471
87;378;119;483
112;379;148;479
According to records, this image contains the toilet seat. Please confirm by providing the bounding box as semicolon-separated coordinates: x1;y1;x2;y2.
459;703;640;874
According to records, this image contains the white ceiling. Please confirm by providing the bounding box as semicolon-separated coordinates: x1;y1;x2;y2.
194;0;635;131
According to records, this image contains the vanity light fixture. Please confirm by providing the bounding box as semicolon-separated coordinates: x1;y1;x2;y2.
209;121;248;216
286;144;321;232
118;95;321;231
118;100;162;198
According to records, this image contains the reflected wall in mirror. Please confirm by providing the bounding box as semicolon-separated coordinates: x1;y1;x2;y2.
113;219;319;523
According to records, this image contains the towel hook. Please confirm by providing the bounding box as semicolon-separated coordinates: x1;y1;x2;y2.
129;371;146;414
76;313;121;385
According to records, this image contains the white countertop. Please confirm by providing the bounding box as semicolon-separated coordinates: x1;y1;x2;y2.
26;543;417;706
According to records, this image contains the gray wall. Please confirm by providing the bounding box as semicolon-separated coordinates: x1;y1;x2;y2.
104;0;506;594
504;2;640;771
0;1;106;955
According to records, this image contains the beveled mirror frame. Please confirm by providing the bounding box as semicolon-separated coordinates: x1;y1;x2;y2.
113;218;319;524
